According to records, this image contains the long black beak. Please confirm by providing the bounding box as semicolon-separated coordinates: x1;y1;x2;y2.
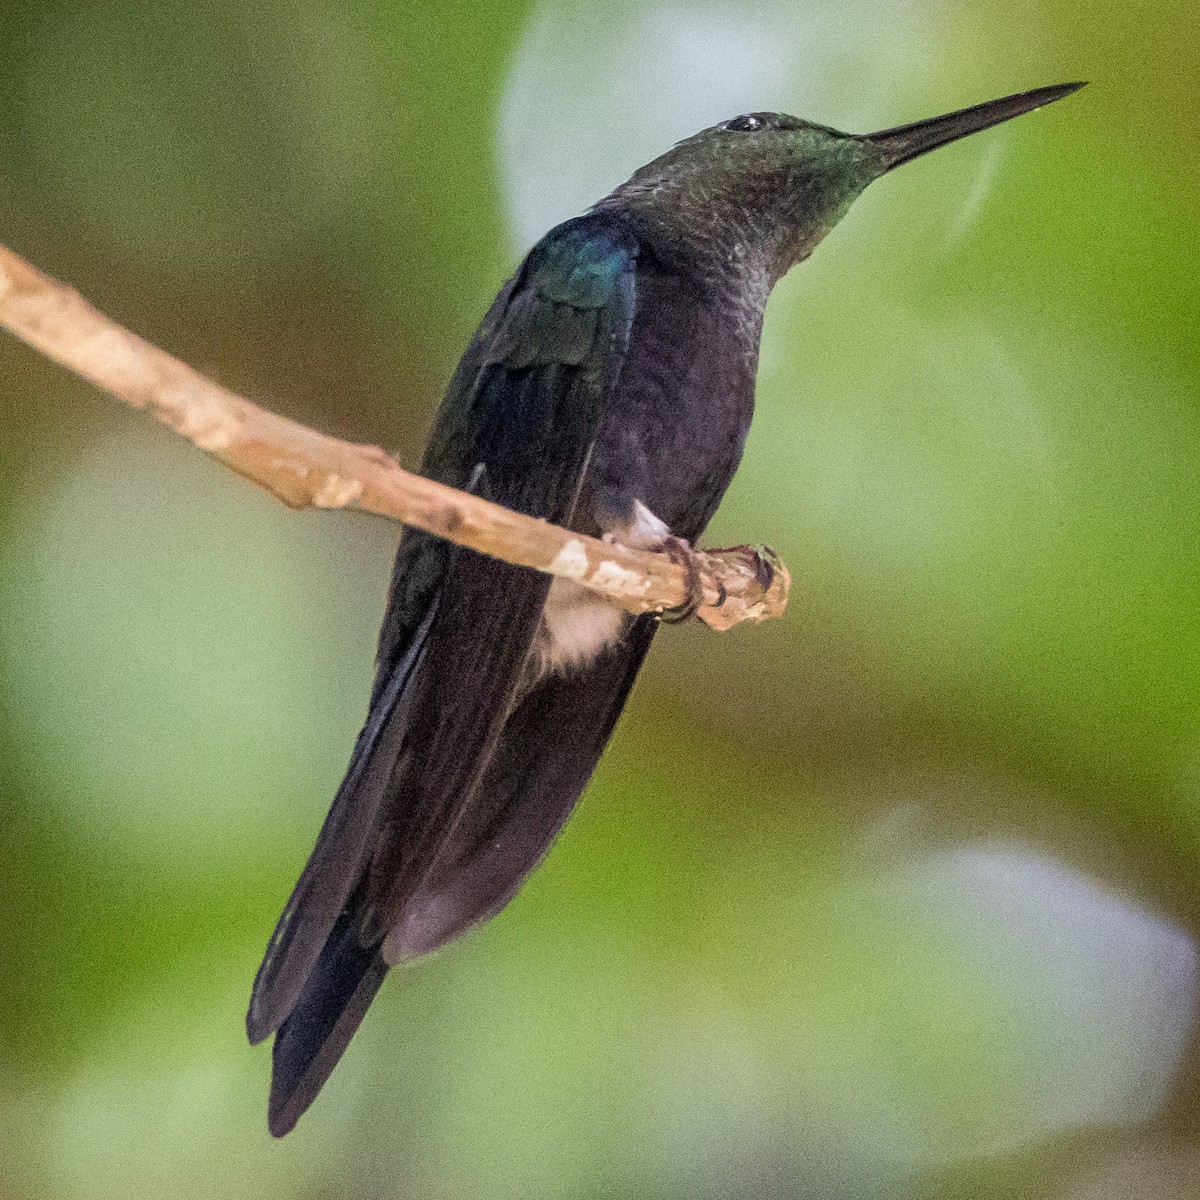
866;82;1086;171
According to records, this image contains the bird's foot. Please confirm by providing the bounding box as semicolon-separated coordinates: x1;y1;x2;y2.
600;500;710;623
654;535;711;623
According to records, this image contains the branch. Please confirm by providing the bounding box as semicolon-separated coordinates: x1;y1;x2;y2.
0;242;788;630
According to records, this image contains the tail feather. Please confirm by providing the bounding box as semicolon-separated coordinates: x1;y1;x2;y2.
261;621;657;1134
246;602;437;1045
267;892;388;1137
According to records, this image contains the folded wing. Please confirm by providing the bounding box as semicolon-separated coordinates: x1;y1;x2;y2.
247;212;644;1134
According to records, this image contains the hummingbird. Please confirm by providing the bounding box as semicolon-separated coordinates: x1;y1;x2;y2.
247;81;1084;1134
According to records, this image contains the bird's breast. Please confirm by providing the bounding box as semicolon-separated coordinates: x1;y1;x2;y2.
591;261;763;541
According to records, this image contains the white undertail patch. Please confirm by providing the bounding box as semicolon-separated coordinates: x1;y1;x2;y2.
530;499;672;682
535;578;630;677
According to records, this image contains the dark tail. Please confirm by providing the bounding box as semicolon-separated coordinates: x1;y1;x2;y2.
260;612;658;1135
266;888;388;1138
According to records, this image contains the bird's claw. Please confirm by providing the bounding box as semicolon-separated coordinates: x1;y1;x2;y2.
654;536;710;623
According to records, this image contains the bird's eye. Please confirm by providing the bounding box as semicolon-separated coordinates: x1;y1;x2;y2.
722;114;765;132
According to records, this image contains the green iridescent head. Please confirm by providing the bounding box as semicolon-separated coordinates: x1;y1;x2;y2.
597;83;1084;284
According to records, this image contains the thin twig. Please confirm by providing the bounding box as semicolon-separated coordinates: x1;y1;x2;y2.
0;242;789;629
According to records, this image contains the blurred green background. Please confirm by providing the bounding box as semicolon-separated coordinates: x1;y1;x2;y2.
2;2;1199;1197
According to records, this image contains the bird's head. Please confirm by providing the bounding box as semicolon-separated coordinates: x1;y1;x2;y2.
596;83;1084;285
